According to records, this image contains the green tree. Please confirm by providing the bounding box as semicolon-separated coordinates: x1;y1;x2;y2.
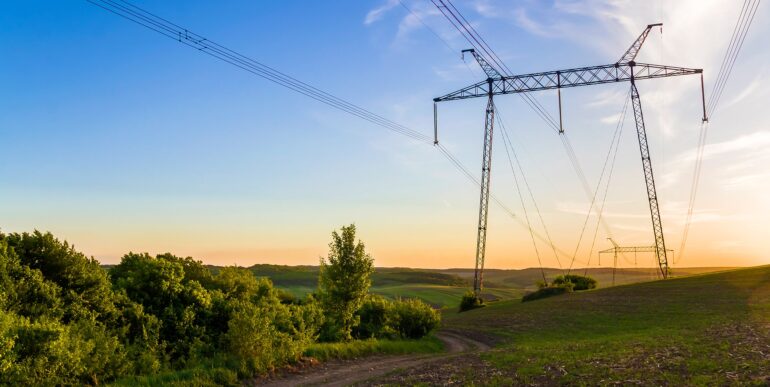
110;252;213;362
1;231;119;324
317;224;374;341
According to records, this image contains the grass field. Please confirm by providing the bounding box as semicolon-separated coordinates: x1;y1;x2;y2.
436;266;770;385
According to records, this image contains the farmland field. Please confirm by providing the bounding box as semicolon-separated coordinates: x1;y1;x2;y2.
245;264;735;307
376;265;770;385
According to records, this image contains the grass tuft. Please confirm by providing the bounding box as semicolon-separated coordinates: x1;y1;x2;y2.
304;336;444;361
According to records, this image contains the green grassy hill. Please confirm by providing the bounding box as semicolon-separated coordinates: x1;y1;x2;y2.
441;266;770;385
441;266;736;290
247;264;737;308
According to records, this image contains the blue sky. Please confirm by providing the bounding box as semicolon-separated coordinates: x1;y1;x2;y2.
1;0;767;269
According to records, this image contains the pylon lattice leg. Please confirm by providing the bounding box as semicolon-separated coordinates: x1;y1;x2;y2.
473;95;495;294
630;81;669;278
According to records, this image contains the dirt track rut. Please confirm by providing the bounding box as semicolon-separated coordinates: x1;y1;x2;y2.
258;330;491;386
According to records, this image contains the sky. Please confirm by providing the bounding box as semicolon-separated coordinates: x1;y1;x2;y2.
0;0;767;270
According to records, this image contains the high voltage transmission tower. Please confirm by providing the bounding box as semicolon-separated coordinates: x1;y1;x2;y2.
433;24;708;295
600;238;674;286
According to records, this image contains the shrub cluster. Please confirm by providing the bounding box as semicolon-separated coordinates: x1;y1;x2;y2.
352;295;440;340
459;291;484;312
552;274;597;291
522;274;597;302
0;231;323;385
521;285;571;302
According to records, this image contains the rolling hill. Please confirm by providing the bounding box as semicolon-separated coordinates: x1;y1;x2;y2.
245;264;734;308
385;265;770;384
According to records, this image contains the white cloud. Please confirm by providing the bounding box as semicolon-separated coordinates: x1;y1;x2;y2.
721;75;763;110
364;0;399;25
674;131;770;164
600;113;622;124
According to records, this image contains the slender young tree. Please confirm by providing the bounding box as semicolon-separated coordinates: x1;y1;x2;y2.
318;224;374;341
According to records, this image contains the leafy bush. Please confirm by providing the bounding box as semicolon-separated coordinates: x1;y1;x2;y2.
552;274;597;291
2;231;121;324
522;284;572;302
0;311;129;385
459;291;484;312
353;295;393;339
110;252;216;363
389;298;440;339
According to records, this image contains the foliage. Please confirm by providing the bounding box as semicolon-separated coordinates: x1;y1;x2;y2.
552;274;597;291
2;231;120;324
389;298;441;339
318;224;374;341
353;295;393;339
459;291;484;312
0;233;148;384
110;252;215;363
0;228;440;385
0;310;128;386
521;284;572;302
225;300;296;376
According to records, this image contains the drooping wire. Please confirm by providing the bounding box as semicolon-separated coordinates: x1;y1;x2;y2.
437;142;574;260
495;107;548;283
432;0;561;132
680;0;760;263
90;0;581;272
496;108;564;271
397;0;456;54
584;92;630;275
88;0;433;143
432;0;616;249
566;92;631;275
431;0;616;270
678;120;709;264
707;0;761;117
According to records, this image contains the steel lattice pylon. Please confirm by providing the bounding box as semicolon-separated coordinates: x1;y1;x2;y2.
473;88;495;293
434;24;708;294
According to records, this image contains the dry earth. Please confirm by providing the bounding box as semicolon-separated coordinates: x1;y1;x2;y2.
255;330;492;387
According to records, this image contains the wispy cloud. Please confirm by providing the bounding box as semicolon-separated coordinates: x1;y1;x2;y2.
364;0;399;25
674;131;770;164
721;75;764;110
600;113;622;124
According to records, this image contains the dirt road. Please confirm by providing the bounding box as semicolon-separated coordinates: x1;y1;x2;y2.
257;330;491;387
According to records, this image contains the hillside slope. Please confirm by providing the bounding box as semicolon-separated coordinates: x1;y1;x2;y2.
384;266;770;385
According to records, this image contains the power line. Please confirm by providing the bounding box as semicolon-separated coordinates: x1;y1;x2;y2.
432;0;615;243
496;108;564;270
566;93;631;274
496;106;548;282
431;0;628;272
397;0;456;54
707;0;761;117
680;0;760;263
584;92;630;275
88;0;433;143
89;0;573;265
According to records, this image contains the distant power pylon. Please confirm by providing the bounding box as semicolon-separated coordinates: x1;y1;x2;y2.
600;238;674;286
433;24;708;295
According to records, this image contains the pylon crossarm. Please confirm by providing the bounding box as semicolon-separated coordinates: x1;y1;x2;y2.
434;63;701;102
